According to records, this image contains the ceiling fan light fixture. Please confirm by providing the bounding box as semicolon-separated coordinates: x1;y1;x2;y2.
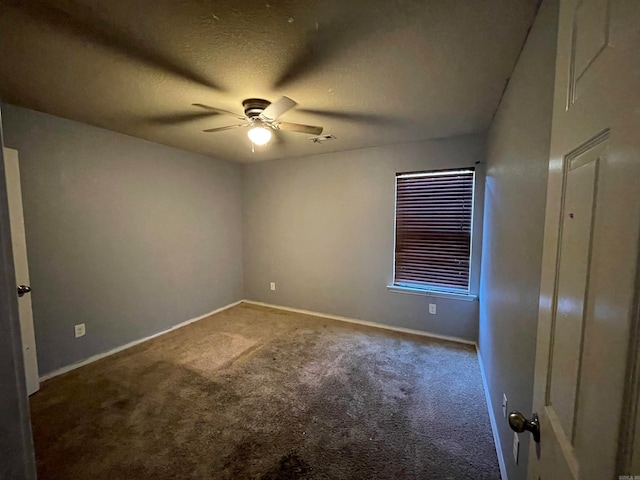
247;126;272;145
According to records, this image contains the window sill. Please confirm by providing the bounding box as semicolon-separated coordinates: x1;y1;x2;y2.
386;285;478;302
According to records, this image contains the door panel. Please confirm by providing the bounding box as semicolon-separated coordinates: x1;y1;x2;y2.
568;0;611;105
529;0;640;479
549;149;599;441
4;148;39;395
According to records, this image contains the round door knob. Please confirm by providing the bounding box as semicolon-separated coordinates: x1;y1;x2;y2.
508;411;540;443
17;285;31;297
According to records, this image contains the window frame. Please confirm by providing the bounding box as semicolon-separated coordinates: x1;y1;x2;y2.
390;167;477;299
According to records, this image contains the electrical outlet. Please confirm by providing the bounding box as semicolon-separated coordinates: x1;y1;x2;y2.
512;432;520;464
270;282;276;291
74;323;86;338
428;303;436;315
502;393;508;418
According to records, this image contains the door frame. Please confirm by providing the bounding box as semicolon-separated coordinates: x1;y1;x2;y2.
618;264;640;473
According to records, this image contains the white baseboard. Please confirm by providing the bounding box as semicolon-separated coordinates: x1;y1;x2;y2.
477;349;509;480
39;300;243;382
241;300;476;346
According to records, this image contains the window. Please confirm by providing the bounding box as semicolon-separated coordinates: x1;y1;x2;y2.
393;168;475;294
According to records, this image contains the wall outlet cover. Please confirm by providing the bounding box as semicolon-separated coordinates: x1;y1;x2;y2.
428;303;436;315
270;282;276;291
74;323;86;338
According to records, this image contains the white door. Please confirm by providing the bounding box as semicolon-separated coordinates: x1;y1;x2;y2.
520;0;640;478
4;148;39;395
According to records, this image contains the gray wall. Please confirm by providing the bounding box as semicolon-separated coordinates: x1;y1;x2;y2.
2;104;244;376
478;0;558;478
0;108;37;479
243;135;485;342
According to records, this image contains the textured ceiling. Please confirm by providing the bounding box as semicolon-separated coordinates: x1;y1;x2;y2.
0;0;538;163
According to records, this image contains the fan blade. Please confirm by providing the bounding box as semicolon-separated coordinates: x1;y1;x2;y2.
276;122;323;135
202;124;249;133
259;97;297;122
193;104;246;120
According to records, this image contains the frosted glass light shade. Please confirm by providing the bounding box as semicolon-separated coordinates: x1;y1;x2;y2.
248;126;272;145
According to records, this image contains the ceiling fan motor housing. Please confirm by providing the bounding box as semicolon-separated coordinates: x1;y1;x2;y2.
196;96;322;137
242;98;271;119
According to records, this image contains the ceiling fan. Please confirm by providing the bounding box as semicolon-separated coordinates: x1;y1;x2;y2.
192;97;324;146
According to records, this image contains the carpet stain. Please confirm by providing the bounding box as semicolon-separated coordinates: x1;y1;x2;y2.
261;453;310;479
30;304;500;479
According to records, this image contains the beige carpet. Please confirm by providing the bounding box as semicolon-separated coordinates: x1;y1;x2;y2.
30;303;500;479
